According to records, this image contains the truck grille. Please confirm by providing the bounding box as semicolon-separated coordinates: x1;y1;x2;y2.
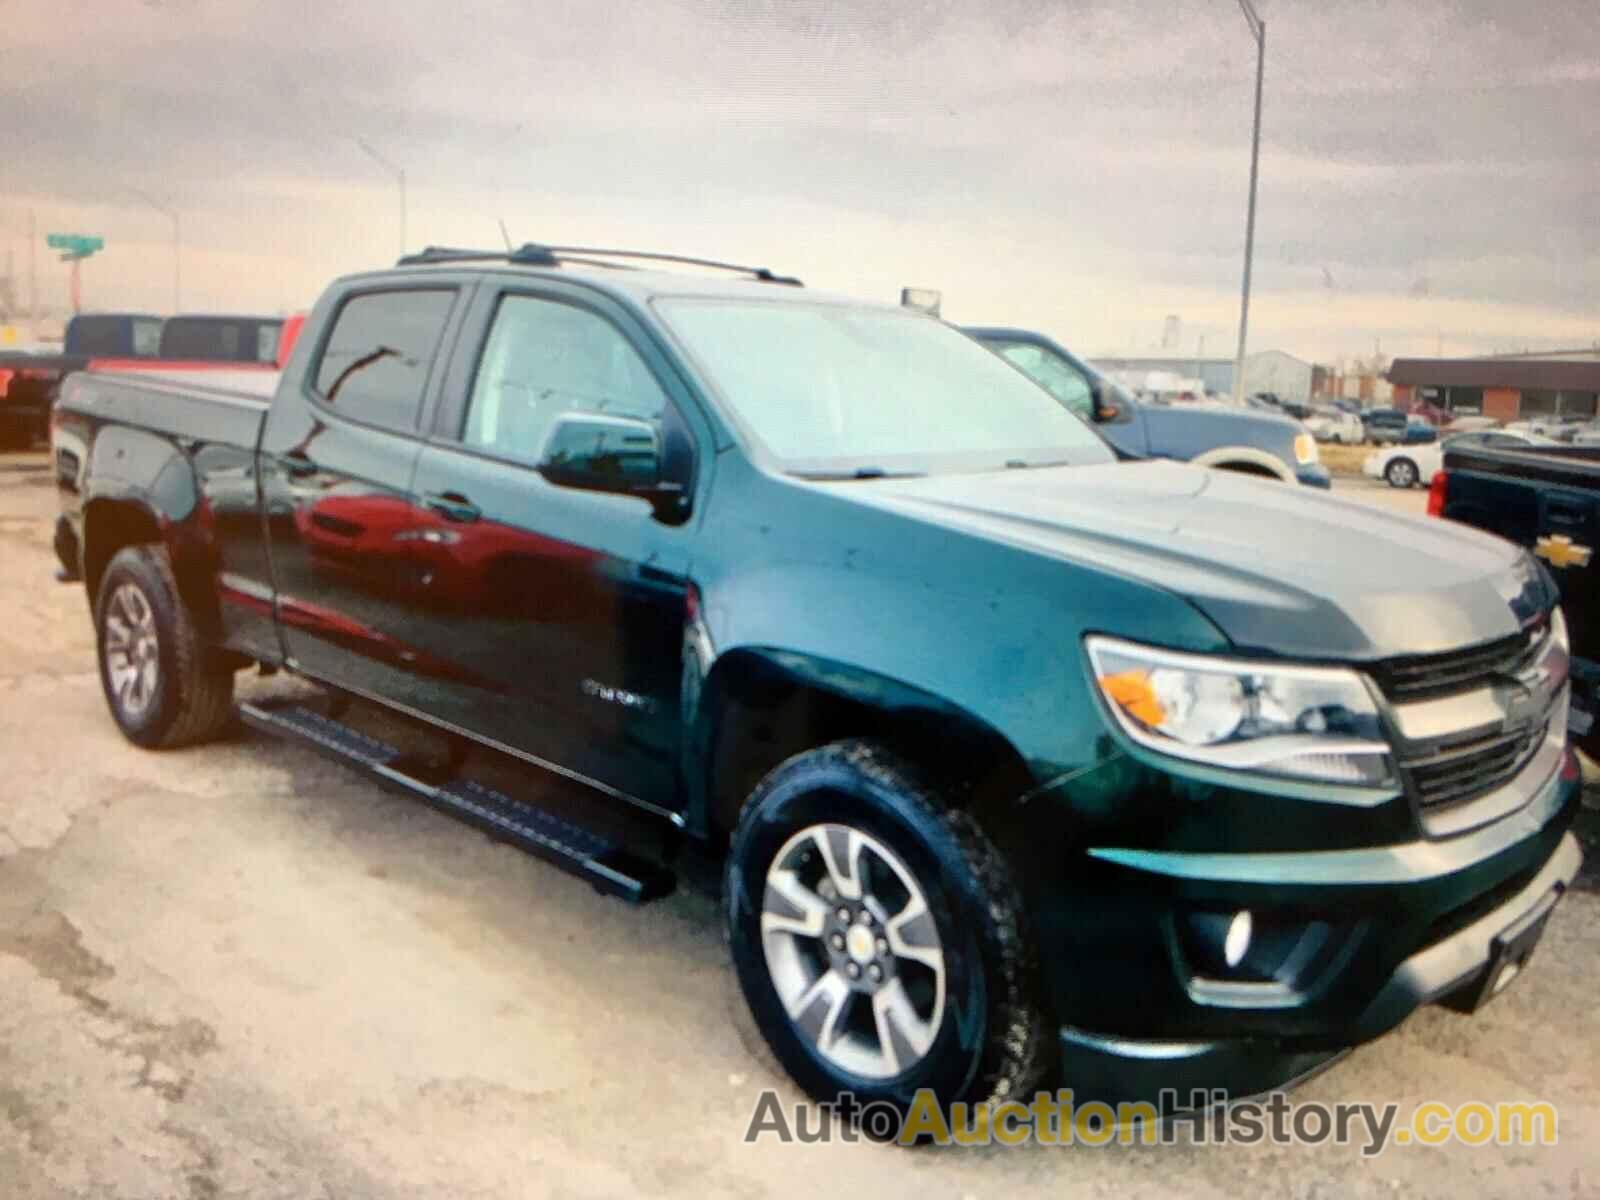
1371;628;1540;702
1401;723;1546;810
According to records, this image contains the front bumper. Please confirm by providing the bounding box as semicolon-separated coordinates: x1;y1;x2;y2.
1022;711;1582;1101
1055;830;1582;1104
1294;463;1331;489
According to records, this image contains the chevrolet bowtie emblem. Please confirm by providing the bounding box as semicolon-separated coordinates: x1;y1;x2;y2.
1534;534;1593;569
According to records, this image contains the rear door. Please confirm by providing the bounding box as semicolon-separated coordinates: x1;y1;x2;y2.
260;284;469;704
400;281;700;812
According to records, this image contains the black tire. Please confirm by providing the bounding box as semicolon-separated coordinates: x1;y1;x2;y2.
1385;456;1418;488
725;740;1050;1126
94;544;235;748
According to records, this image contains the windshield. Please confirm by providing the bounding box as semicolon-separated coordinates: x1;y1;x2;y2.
656;300;1115;476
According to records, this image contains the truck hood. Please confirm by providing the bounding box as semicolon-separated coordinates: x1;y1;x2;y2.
1138;402;1304;466
836;460;1548;659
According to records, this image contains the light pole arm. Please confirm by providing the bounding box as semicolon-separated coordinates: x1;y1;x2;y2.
356;138;407;257
130;189;182;311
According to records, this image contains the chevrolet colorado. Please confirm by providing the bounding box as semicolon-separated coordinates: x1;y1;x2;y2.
52;244;1582;1114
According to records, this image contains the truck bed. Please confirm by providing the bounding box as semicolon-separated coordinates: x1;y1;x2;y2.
56;369;271;451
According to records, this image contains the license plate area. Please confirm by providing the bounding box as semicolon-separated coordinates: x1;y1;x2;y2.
1463;890;1559;1011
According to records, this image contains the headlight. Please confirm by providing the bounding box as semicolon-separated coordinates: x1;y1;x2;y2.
1087;636;1394;786
1552;606;1569;654
1294;432;1318;465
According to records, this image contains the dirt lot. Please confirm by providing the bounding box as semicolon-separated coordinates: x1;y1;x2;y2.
1;451;1595;1198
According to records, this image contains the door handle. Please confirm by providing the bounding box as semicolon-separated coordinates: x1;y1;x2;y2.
422;491;481;523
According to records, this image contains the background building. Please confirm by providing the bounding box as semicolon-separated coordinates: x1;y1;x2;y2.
1388;351;1600;420
1091;349;1315;402
1239;350;1314;405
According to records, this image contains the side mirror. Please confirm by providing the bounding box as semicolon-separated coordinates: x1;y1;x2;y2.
538;413;683;516
1090;380;1122;423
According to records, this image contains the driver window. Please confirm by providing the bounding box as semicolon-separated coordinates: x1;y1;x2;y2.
462;294;668;463
995;342;1095;419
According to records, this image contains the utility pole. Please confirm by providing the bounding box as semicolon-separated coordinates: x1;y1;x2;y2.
1231;0;1266;404
356;138;407;258
28;210;37;324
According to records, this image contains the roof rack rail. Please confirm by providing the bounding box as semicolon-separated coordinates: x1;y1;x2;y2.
396;243;803;286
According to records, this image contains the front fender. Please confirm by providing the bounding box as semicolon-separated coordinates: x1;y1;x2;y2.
680;645;1029;838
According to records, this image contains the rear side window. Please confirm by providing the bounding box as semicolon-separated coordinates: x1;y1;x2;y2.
313;290;456;431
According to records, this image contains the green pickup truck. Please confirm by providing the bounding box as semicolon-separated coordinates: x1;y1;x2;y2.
51;244;1582;1117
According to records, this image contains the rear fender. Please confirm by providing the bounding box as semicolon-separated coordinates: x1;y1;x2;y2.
81;429;220;635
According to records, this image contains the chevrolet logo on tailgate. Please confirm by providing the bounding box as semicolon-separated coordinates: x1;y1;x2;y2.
1533;534;1592;569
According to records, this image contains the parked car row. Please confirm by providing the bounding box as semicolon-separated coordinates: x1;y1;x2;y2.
1302;406;1365;444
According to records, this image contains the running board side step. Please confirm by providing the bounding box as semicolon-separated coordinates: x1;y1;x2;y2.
237;701;675;903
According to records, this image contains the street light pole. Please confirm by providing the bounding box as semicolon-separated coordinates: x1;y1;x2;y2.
356;138;407;258
1232;0;1265;404
130;190;181;311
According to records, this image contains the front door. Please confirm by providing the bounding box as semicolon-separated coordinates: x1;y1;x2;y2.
401;286;696;812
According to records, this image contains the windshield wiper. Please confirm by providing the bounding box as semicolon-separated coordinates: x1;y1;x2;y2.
790;466;925;481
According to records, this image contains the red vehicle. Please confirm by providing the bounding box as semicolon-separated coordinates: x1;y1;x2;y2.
1403;398;1451;426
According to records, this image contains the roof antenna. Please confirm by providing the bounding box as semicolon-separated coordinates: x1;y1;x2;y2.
497;218;514;252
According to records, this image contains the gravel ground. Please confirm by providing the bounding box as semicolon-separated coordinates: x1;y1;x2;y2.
0;451;1595;1198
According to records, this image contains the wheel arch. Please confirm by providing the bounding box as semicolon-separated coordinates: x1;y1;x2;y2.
684;647;1033;842
1189;446;1295;481
82;495;222;641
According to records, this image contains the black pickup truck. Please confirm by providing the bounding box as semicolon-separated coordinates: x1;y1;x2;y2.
1432;444;1600;755
52;244;1581;1118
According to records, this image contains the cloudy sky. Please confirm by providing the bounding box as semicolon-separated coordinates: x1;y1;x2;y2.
5;0;1597;362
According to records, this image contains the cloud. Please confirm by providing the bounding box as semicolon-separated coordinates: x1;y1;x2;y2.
3;0;1595;359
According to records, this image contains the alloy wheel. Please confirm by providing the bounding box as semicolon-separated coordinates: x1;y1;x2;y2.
104;582;160;718
759;822;947;1080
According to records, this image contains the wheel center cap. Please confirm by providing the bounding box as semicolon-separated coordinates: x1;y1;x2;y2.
845;925;875;964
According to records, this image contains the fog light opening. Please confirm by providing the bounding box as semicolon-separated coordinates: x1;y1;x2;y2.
1224;910;1253;969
